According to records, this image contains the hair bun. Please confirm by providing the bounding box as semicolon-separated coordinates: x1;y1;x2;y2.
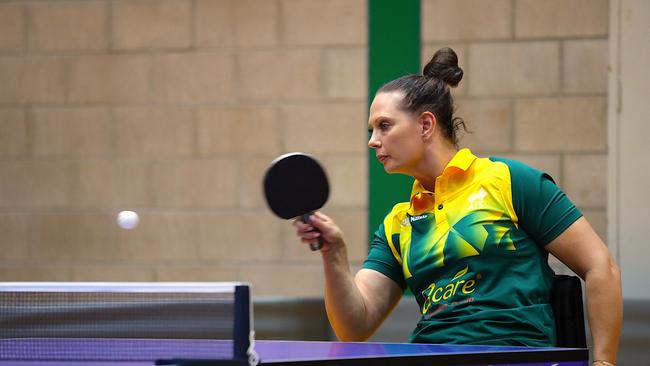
423;47;463;87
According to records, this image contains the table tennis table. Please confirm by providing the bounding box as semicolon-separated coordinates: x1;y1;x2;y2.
0;282;589;365
0;338;588;366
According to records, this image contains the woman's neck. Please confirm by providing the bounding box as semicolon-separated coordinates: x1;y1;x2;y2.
411;144;457;192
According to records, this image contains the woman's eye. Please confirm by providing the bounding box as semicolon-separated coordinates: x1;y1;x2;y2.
369;120;390;133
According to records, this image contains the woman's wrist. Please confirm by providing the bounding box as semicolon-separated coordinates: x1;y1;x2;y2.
321;238;348;264
592;360;615;366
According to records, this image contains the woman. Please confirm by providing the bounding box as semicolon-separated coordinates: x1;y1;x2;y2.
293;48;621;366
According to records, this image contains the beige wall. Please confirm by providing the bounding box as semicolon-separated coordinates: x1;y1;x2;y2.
0;0;610;295
607;0;650;300
0;0;368;296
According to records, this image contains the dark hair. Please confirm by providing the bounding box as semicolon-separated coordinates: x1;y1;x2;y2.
378;47;467;146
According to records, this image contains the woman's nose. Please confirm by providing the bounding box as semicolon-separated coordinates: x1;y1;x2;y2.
368;131;380;148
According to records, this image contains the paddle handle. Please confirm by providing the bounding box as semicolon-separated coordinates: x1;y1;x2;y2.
300;213;323;251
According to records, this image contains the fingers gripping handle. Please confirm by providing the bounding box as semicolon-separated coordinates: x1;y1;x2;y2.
300;213;323;251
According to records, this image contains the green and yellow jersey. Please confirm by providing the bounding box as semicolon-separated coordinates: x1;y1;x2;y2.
363;148;582;346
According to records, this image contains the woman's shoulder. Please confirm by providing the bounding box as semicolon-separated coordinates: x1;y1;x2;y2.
486;156;554;183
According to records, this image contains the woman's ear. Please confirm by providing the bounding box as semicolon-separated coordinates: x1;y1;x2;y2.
419;111;436;139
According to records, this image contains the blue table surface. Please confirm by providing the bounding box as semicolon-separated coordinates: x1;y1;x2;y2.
0;338;588;365
255;340;580;361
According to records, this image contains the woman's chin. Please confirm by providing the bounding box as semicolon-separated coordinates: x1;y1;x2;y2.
383;163;399;174
384;164;412;176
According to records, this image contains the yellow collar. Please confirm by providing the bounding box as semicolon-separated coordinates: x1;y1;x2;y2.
410;148;477;196
444;148;476;173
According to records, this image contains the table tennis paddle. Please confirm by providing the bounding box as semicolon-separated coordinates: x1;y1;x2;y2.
263;153;329;251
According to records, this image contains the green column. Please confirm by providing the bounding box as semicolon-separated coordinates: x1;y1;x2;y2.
368;1;420;238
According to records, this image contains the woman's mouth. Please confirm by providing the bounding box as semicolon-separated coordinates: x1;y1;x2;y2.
377;155;389;164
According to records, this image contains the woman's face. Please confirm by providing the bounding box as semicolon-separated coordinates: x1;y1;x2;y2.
368;91;425;175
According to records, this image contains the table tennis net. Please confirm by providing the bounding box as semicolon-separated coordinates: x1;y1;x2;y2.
0;338;237;362
0;282;257;364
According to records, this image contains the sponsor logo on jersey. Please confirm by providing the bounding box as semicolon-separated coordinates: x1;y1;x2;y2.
409;214;429;223
421;266;481;317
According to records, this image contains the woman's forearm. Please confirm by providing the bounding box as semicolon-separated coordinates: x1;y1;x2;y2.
322;245;372;341
585;257;622;364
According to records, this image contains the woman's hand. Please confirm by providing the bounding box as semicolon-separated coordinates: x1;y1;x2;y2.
292;211;344;253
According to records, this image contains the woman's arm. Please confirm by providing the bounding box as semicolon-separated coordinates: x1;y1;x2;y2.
294;211;403;341
545;216;622;364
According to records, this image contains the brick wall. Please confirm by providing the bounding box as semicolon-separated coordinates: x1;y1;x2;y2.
0;0;368;296
421;0;609;274
0;0;609;294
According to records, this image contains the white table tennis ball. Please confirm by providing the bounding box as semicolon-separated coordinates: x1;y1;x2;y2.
117;210;139;230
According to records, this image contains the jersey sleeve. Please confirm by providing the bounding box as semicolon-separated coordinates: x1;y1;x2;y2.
362;223;407;289
490;157;583;247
